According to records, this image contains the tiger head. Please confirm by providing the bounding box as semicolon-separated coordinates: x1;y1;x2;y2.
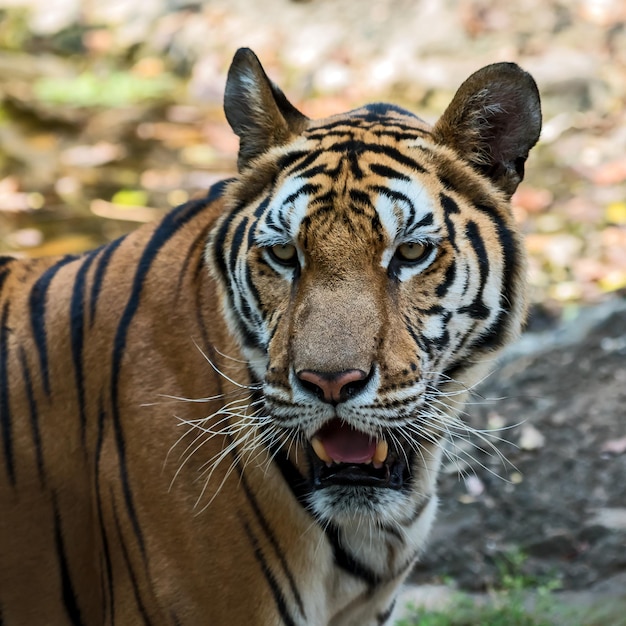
209;49;541;529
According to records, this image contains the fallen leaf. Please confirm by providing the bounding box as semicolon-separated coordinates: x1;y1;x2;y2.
605;201;626;225
590;508;626;530
464;475;485;497
519;424;545;451
601;437;626;455
593;158;626;185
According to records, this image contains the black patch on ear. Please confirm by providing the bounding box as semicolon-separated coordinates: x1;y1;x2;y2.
433;62;542;197
224;48;308;171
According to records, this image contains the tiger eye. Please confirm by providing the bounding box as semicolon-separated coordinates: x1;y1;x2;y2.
396;242;427;262
270;243;297;264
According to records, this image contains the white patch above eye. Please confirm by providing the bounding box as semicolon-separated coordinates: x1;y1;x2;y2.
375;178;440;275
255;176;311;248
376;192;400;244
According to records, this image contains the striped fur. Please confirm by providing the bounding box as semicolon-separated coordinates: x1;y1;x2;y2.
0;49;540;625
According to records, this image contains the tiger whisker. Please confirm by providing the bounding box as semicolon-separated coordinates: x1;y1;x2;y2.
402;415;518;481
192;339;259;390
213;345;266;365
166;398;269;493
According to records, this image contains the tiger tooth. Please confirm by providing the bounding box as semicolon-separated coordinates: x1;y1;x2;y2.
372;439;388;468
311;436;332;464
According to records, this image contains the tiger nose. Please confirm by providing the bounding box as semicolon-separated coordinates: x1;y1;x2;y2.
296;369;369;404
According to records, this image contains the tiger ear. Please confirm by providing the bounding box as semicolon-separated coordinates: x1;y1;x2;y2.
224;48;308;171
433;62;541;197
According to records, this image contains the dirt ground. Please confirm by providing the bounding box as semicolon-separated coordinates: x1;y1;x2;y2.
409;297;626;599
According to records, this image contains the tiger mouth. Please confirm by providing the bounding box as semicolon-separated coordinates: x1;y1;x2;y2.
308;419;408;489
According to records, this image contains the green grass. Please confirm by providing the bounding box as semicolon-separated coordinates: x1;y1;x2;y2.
395;550;564;626
396;592;626;626
396;594;556;626
397;547;626;625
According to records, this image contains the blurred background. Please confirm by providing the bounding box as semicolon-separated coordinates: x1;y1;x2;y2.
1;1;626;621
1;0;626;322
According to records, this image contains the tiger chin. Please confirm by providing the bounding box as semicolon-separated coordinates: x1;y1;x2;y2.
0;48;540;625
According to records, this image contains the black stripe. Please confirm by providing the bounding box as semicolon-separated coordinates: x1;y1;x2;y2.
176;194;219;298
457;220;490;320
211;200;253;344
96;400;115;625
283;183;321;207
233;445;306;619
326;524;381;587
473;204;520;350
347;150;364;179
111;494;152;626
406;212;434;233
372;129;429;142
18;346;45;486
328;141;427;174
295;164;328;179
228;218;263;348
253;196;271;220
377;520;405;542
441;193;460;252
423;309;452;350
205;178;233;204
170;611;182;626
306;116;364;133
369;185;416;223
404;313;430;359
53;496;85;625
377;598;397;624
349;189;374;208
228;218;248;277
244;234;264;330
175;227;207;299
70;250;100;446
436;260;456;298
242;519;298;626
266;441;311;509
0;268;11;294
369;163;411;181
0;302;14;486
305;110;423;137
89;238;125;326
29;255;78;396
404;494;431;525
276;150;316;175
109;198;208;562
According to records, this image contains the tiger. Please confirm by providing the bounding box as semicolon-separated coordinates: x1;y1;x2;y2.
0;47;541;625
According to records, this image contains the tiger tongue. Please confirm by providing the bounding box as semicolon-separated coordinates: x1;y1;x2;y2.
317;420;376;464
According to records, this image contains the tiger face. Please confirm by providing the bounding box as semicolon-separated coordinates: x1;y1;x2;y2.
210;49;541;534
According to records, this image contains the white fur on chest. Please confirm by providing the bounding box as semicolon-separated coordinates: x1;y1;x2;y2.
300;494;438;626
